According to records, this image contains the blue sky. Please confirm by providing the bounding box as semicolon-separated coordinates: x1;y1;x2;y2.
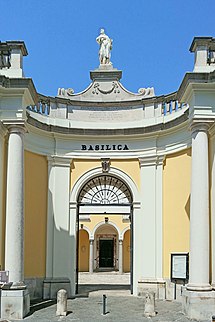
1;0;215;97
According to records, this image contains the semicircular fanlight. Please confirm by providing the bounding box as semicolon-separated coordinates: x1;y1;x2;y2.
78;175;132;204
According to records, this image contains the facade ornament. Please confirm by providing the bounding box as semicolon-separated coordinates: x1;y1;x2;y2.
57;88;74;96
92;81;120;95
0;44;11;69
96;28;113;65
101;158;110;173
138;87;155;97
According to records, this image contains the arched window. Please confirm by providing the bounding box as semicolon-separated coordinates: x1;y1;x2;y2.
78;175;132;205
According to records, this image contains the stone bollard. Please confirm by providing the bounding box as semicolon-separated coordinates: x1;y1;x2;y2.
144;292;156;317
56;289;67;316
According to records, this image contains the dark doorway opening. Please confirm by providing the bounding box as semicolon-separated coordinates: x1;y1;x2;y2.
99;239;114;268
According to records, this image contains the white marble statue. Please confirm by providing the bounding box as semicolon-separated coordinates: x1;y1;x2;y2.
96;28;112;65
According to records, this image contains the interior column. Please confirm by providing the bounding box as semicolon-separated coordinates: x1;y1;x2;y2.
89;239;94;273
118;239;123;274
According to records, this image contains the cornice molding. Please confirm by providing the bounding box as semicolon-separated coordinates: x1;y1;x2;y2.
177;70;215;103
139;155;165;167
27;110;189;137
47;155;72;167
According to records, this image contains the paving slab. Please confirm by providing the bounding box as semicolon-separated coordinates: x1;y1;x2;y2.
3;295;209;322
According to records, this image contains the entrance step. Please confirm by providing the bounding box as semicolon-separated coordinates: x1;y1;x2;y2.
79;272;130;285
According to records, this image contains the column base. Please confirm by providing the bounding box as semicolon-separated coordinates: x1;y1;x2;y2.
43;277;72;299
182;289;215;320
137;278;166;300
1;289;30;320
186;283;212;291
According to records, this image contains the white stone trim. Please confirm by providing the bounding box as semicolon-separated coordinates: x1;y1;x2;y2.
46;155;75;295
70;166;140;204
135;154;164;283
121;226;131;240
91;221;120;240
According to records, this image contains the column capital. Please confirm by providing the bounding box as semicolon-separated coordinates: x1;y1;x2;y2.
189;120;211;134
47;155;72;168
2;119;27;135
139;155;165;167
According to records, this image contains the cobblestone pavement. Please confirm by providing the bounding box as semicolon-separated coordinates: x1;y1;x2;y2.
7;291;208;322
0;274;210;322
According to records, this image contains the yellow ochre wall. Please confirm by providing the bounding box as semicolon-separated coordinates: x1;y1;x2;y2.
24;151;48;278
163;148;191;278
71;159;140;192
84;215;129;233
123;229;130;272
79;230;89;272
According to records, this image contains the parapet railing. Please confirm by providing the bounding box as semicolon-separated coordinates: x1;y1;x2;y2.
162;100;188;116
26;97;188;118
26;99;50;116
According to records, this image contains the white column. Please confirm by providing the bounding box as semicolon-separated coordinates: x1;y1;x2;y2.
5;125;25;285
89;240;94;274
0;124;6;270
211;132;215;289
118;239;123;274
187;123;212;291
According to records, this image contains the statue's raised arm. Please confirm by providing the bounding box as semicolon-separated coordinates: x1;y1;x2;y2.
96;28;113;65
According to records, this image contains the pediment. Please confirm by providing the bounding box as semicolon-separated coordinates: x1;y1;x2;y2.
57;65;154;103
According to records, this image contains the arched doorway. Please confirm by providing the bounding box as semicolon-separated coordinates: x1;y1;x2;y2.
94;223;119;271
76;173;133;293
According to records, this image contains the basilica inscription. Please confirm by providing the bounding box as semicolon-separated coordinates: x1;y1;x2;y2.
81;144;129;151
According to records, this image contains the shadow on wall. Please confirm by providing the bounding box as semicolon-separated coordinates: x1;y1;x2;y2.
43;186;76;299
185;195;190;220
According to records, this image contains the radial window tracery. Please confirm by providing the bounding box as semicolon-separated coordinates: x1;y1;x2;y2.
78;175;132;204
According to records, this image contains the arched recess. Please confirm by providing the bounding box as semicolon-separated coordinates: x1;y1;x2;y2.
70;166;140;204
92;221;121;240
94;223;119;270
78;229;89;272
70;166;141;293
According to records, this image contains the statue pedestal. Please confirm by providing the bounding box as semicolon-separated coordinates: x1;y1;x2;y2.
1;289;30;319
90;65;122;82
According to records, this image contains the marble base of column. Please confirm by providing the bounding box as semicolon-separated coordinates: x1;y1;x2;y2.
186;283;212;292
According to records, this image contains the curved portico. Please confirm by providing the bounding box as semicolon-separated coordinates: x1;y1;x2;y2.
1;35;215;320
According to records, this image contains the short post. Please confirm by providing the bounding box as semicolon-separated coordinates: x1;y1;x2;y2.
174;279;177;300
102;294;107;315
144;292;156;317
56;289;67;316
